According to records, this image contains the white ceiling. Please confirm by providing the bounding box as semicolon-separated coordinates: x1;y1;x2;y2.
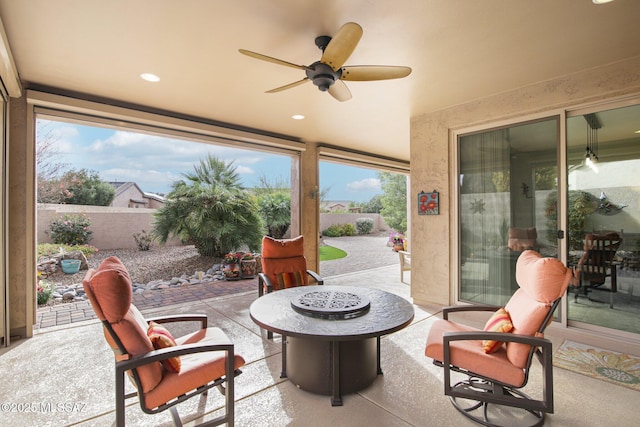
1;0;639;162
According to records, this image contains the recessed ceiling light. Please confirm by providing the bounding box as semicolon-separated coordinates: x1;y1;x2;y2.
140;73;160;82
592;0;615;4
292;114;305;120
635;130;640;134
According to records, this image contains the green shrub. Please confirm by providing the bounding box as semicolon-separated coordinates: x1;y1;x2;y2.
133;229;153;251
355;218;374;235
342;223;356;236
47;214;93;246
322;224;343;237
37;243;99;258
322;223;356;237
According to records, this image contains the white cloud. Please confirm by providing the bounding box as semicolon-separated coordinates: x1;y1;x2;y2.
346;178;381;192
235;165;255;175
39;120;293;194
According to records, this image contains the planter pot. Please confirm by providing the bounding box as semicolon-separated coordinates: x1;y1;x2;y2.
241;259;257;278
61;259;81;274
223;263;241;280
393;244;404;252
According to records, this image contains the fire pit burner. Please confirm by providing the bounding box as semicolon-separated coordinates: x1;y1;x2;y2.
291;290;370;319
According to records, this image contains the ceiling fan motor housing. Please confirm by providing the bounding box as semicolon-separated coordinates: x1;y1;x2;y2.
306;61;342;91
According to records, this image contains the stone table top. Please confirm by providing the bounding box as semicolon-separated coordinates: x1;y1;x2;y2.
249;285;415;341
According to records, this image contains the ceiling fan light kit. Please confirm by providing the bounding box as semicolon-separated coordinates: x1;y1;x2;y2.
239;22;411;102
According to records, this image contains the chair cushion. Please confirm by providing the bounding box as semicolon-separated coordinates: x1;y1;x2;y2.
506;250;572;368
83;256;133;323
148;322;182;373
109;305;163;393
276;271;308;289
482;308;513;354
83;257;163;393
515;250;573;302
425;319;526;387
262;235;305;258
261;235;310;290
143;327;247;410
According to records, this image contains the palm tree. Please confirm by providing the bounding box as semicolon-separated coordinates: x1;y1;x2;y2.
257;191;291;238
153;155;264;257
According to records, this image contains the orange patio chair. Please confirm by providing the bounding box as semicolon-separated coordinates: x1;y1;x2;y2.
258;235;323;377
425;250;573;427
83;256;245;427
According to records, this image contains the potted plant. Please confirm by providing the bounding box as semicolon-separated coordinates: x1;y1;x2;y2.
391;233;405;252
240;253;257;278
222;252;242;280
37;280;54;305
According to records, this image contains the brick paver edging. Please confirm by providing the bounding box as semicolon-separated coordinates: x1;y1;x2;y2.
35;277;258;330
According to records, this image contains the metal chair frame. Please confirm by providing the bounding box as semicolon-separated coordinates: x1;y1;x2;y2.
103;314;240;427
573;233;622;309
435;299;560;427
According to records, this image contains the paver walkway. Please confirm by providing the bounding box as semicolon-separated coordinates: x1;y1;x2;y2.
35;277;257;329
35;234;401;329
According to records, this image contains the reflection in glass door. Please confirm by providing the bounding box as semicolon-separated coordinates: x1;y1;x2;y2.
459;118;559;306
566;103;640;334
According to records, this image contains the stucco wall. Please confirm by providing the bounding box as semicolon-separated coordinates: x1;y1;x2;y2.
410;56;640;307
320;213;389;234
8;96;33;338
37;204;182;250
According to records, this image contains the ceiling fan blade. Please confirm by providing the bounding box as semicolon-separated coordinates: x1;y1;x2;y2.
328;80;352;102
239;49;311;71
265;78;310;93
341;65;412;81
321;22;363;71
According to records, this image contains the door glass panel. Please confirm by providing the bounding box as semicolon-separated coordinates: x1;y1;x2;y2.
567;104;640;334
459;118;559;306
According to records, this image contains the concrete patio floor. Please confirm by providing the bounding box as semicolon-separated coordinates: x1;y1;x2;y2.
2;265;639;426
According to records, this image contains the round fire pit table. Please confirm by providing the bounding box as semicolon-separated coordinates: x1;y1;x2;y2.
249;285;415;406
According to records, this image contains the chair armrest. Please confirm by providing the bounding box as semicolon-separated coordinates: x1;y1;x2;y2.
442;305;499;320
443;330;550;347
441;330;553;383
307;270;324;285
117;341;235;372
258;272;273;296
145;314;208;329
258;270;324;296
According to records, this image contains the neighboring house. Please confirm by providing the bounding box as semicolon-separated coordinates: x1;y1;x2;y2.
109;182;165;208
322;201;350;212
143;192;166;209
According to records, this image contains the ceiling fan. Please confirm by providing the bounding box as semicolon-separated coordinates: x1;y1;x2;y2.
239;22;412;102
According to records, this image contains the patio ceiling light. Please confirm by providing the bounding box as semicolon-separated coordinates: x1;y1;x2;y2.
140;72;160;82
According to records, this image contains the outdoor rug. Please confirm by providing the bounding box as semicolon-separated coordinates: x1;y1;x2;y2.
553;340;640;391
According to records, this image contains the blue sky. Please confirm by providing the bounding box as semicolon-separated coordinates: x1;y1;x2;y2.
37;119;383;202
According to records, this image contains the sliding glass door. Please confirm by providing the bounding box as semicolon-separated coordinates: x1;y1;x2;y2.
458;117;559;306
566;103;640;334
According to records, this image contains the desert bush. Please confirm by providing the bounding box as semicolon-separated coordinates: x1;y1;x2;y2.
46;214;93;245
355;218;374;235
133;229;153;251
322;223;356;237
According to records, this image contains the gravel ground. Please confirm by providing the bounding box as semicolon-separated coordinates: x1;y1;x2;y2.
44;245;220;287
45;232;399;288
